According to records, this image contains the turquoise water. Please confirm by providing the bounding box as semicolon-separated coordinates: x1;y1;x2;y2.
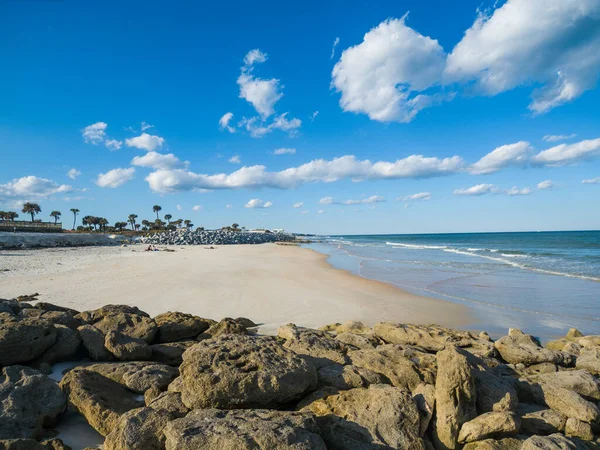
308;231;600;341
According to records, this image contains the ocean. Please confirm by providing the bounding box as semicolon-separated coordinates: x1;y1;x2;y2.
307;231;600;341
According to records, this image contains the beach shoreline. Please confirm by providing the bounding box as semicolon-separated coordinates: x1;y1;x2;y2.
0;243;474;334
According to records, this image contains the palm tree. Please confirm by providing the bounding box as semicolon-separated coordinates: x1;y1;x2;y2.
141;219;150;231
114;221;127;231
164;214;172;225
231;223;240;231
22;202;41;222
184;219;193;229
98;218;109;232
135;224;141;231
50;211;61;224
7;212;18;221
70;208;79;230
82;215;93;230
152;205;162;220
128;214;138;231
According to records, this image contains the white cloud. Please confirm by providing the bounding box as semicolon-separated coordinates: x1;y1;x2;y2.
82;122;122;150
125;133;165;152
453;184;499;196
229;155;241;164
192;205;203;211
301;210;309;214
67;168;82;180
238;49;282;118
96;168;135;188
445;0;600;114
506;186;532;196
176;204;182;211
0;176;72;200
226;204;233;209
131;151;187;170
244;49;267;66
330;37;340;59
469;141;532;174
240;113;302;138
537;180;554;190
317;209;325;214
104;139;122;151
141;121;154;131
398;192;431;202
582;177;600;184
145;154;464;193
219;112;235;133
293;202;304;208
543;134;577;143
310;111;319;121
339;195;385;205
319;197;334;205
332;16;447;123
273;148;296;155
244;198;272;209
532;138;600;166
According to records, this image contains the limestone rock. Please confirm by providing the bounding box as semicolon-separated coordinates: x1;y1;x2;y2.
104;407;171;450
317;363;387;390
521;433;590;449
458;412;520;444
77;325;112;361
0;318;57;366
494;330;573;367
576;348;600;375
235;317;257;329
153;311;209;343
163;409;326;450
335;332;379;349
467;352;519;413
79;362;178;394
37;311;81;330
33;324;81;366
33;302;80;315
532;381;600;423
76;305;150;324
177;335;317;409
565;418;594;441
93;312;157;343
303;384;425;450
0;440;51;450
146;392;189;418
413;383;436;437
517;403;566;435
535;370;600;401
59;369;143;436
277;323;349;368
150;341;196;366
463;437;524;450
104;330;152;361
0;366;66;439
199;317;246;339
578;335;600;349
433;345;478;450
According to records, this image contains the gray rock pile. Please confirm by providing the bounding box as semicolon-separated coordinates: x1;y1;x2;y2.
2;296;600;449
140;228;295;246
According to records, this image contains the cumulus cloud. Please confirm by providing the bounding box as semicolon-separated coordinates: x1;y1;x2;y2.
238;49;282;118
582;177;600;184
239;113;302;138
141;121;154;131
445;0;600;114
144;154;464;194
219;112;235;133
125;133;165;152
319;197;333;205
332;16;447;123
543;134;577;143
398;192;431;202
273;148;296;155
244;49;267;66
176;204;182;211
67;168;82;180
537;180;554;190
192;205;203;211
244;198;272;209
342;195;385;205
506;186;532;196
96;168;135;188
453;184;499;196
0;176;72;200
469;141;532;174
532;138;600;166
82;122;123;150
330;37;340;59
229;155;241;164
293;202;303;208
131;152;188;170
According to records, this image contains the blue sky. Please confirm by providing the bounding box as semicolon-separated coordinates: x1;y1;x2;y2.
1;0;600;234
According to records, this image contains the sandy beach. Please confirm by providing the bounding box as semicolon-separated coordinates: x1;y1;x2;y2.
0;243;473;334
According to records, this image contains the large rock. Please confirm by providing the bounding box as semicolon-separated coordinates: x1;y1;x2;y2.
374;323;495;357
564;418;594;441
458;412;520;444
0;318;57;365
199;317;246;339
433;345;478;450
521;433;591;449
576;348;600;375
154;311;210;343
37;311;81;330
77;325;112;361
146;392;189;418
177;335;317;409
150;341;196;366
33;302;79;315
76;305;150;323
303;384;425;450
0;366;66;439
79;362;178;394
32;324;81;366
467;353;519;413
546;329;583;351
317;363;387;390
163;409;326;450
517;403;566;435
335;332;379;349
104;330;152;361
531;381;600;423
93;312;157;343
59;369;143;436
0;440;70;450
535;370;600;401
278;323;349;368
413;383;436;437
494;330;573;367
463;437;524;450
104;407;171;450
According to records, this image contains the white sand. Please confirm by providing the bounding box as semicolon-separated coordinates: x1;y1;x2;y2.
0;243;472;333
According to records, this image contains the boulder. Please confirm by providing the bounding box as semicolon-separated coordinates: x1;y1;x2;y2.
303;384;425;450
150;341;196;366
494;330;573;367
535;370;600;401
93;313;157;343
467;353;519;413
104;407;171;450
0;440;58;450
33;302;80;315
317;363;387;390
462;437;524;450
458;412;520;444
104;330;152;361
146;392;189;418
578;335;600;349
0;318;57;366
76;305;150;324
564;418;594;441
432;345;478;450
531;381;600;423
0;366;66;439
277;323;349;368
576;348;600;375
235;317;257;329
32;324;81;366
517;403;566;435
78;362;178;394
37;311;80;330
413;383;436;437
163;409;326;450
521;433;591;449
153;312;210;343
199;317;246;339
335;332;379;349
546;329;583;351
177;335;317;409
59;369;143;436
335;320;374;335
77;325;112;361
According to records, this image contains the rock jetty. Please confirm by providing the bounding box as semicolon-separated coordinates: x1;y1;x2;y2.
140;228;296;246
2;297;600;449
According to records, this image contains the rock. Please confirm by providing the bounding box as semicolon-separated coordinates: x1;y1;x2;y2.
578;335;600;349
521;433;590;449
41;439;72;450
79;362;178;394
532;381;600;423
59;369;144;436
277;323;349;368
374;322;495;357
163;409;326;450
0;440;48;450
76;305;150;323
317;363;387;390
413;383;436;437
565;418;594;441
144;385;163;404
77;325;112;361
535;370;600;400
546;329;583;352
335;320;373;334
198;317;247;339
146;392;189;418
140;228;296;246
348;345;426;390
93;313;157;343
463;437;524;450
433;345;478;450
32;324;81;366
235;317;257;329
150;341;196;365
576;348;600;375
458;412;520;444
335;332;379;349
0;366;67;439
562;343;582;357
34;302;80;315
494;330;573;367
153;312;210;343
104;330;152;361
36;311;80;330
177;335;317;409
104;407;171;450
303;384;425;450
0;318;57;365
517;403;566;435
467;353;519;413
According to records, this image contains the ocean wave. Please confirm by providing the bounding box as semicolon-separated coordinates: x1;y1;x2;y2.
386;242;448;250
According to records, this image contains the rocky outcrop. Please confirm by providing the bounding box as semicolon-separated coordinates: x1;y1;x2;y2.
79;362;178;394
77;325;112;361
495;329;573;367
92;312;157;343
154;312;210;342
146;392;189;418
521;433;592;449
458;412;520;444
32;324;81;367
199;317;246;338
104;407;171;450
317;363;387;390
576;348;600;375
518;403;566;435
140;228;296;246
277;323;349;368
104;330;152;361
0;318;57;366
